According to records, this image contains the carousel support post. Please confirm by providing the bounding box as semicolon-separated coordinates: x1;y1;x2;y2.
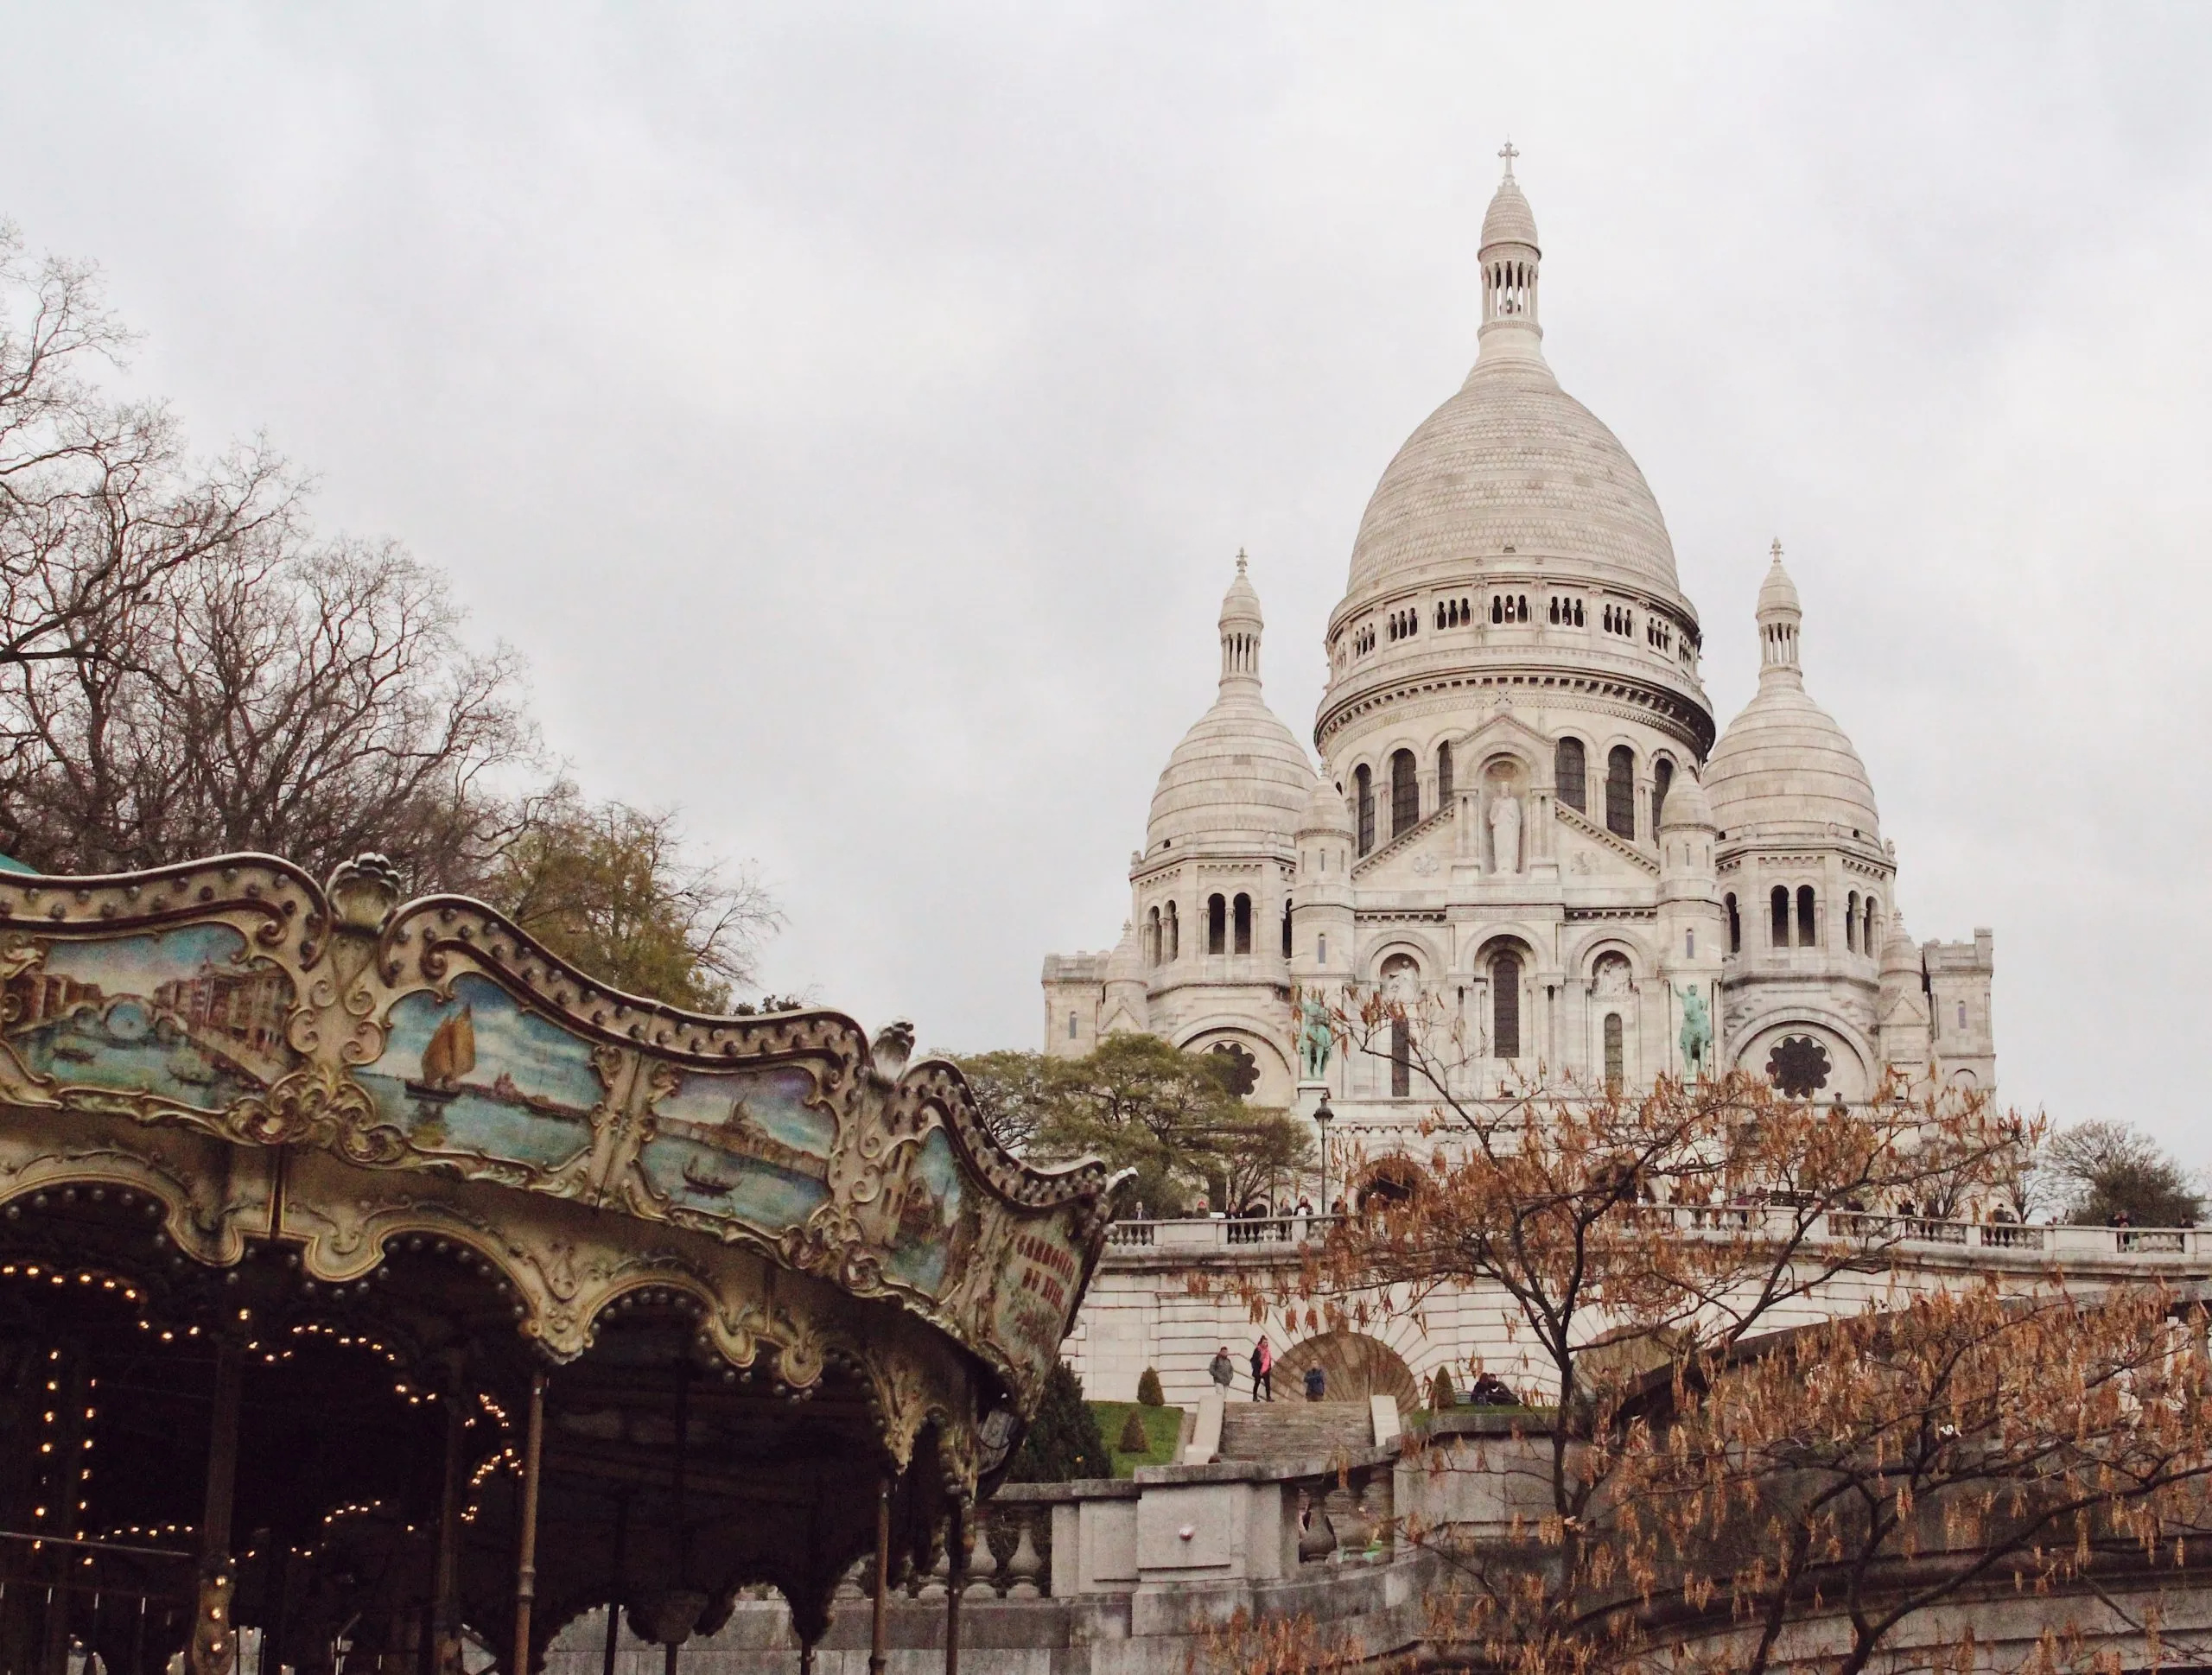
511;1369;548;1675
600;1494;628;1675
944;1501;965;1675
182;1337;244;1675
201;1338;245;1558
868;1478;892;1675
432;1353;468;1674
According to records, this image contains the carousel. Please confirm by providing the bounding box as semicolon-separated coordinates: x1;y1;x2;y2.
0;853;1118;1674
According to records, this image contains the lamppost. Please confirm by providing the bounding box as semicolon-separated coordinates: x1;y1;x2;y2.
1313;1092;1335;1221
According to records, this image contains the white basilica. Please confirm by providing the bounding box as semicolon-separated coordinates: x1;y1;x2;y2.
1040;159;1995;1135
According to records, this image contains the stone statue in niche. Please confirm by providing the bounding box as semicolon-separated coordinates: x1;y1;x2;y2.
1298;994;1333;1081
1488;791;1522;874
1593;954;1632;998
1678;986;1713;1077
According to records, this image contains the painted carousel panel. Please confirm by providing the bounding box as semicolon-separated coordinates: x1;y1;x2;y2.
0;923;296;1112
357;972;604;1170
635;1063;836;1230
879;1125;968;1297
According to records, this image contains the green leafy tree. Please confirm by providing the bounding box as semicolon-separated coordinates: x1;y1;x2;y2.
484;784;779;1013
1026;1035;1311;1215
2036;1119;2203;1227
950;1048;1058;1155
1006;1361;1111;1483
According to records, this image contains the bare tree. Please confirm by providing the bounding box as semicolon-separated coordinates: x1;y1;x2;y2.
0;534;532;885
0;219;783;1012
0;222;293;742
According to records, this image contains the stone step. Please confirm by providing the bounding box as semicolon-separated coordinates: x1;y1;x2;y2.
1216;1400;1376;1462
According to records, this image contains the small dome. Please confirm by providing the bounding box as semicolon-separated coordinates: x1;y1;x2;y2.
1881;910;1920;980
1707;682;1880;841
1300;776;1355;837
1709;555;1881;842
1481;174;1540;251
1757;550;1802;619
1105;919;1143;985
1220;550;1262;629
1146;697;1315;853
1658;765;1714;833
1146;558;1317;855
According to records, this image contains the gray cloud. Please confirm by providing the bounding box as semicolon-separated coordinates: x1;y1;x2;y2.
3;3;2206;1149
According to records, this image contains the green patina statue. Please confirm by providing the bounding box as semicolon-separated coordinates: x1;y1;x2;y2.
1298;993;1333;1081
1678;984;1714;1078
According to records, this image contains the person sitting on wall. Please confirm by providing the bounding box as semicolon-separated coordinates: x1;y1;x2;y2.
1304;1365;1326;1402
1466;1372;1517;1407
1210;1345;1235;1397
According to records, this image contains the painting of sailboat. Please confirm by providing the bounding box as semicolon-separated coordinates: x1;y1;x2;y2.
357;974;603;1170
404;1006;474;1101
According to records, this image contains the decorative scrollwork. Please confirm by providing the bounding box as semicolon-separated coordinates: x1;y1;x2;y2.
225;1064;401;1163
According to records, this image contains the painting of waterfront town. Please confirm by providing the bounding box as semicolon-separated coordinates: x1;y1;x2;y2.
880;1126;964;1297
636;1064;836;1232
0;924;294;1113
357;973;605;1171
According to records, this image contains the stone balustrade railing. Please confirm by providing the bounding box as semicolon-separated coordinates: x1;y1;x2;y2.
1103;1210;2212;1261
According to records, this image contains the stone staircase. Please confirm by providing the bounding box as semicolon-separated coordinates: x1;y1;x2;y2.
1217;1399;1377;1462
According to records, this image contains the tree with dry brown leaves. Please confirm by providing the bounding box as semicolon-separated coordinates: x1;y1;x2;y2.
1220;983;2212;1672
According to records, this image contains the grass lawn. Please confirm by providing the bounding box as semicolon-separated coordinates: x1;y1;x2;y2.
1091;1400;1184;1477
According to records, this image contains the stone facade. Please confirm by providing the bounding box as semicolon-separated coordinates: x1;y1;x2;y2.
1041;158;1996;1127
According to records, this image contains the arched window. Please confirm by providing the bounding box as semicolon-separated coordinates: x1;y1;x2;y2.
1068;1012;1079;1042
1605;746;1636;839
1206;893;1227;956
1555;736;1586;814
1726;893;1741;954
1845;891;1860;954
1651;758;1674;831
1865;897;1880;953
1232;892;1253;955
1281;901;1292;960
1437;740;1453;804
1146;906;1161;967
1390;748;1419;838
1797;885;1817;948
1491;951;1522;1059
1163;901;1179;961
1355;765;1375;856
1381;953;1419;1097
1770;886;1789;948
1603;1012;1624;1091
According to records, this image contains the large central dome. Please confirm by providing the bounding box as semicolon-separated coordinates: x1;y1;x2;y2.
1346;354;1681;596
1344;168;1681;601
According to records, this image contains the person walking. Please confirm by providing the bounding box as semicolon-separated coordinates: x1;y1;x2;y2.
1251;1336;1274;1401
1209;1344;1235;1398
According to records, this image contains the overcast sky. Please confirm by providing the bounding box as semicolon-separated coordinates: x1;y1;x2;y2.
3;5;2207;1153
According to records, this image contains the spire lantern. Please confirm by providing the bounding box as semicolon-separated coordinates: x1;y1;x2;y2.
1478;143;1543;364
1756;538;1804;684
1217;549;1264;689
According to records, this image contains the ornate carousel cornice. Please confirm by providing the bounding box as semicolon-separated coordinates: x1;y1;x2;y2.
0;852;1120;1437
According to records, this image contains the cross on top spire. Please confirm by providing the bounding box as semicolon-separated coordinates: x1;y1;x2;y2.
1498;138;1519;179
1771;536;1784;562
